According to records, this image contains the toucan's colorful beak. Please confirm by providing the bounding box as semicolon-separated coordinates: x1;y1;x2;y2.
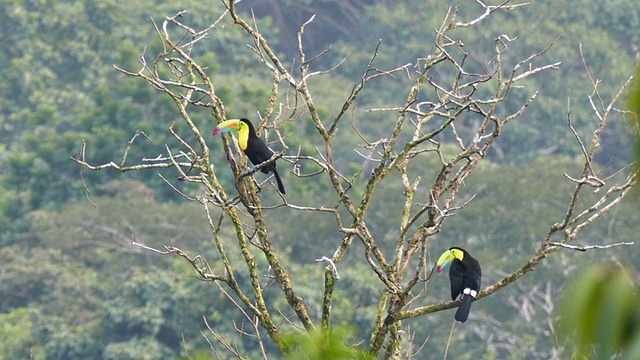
212;119;241;136
436;251;454;273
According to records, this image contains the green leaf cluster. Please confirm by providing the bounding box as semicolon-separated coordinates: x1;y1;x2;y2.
283;327;374;360
559;266;640;360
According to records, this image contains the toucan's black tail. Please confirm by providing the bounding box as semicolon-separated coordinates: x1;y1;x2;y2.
272;169;286;194
455;295;473;322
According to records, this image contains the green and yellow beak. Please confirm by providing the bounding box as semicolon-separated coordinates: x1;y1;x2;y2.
212;119;242;137
437;248;466;273
436;250;455;273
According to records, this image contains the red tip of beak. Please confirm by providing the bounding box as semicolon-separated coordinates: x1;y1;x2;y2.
436;265;442;273
212;127;220;136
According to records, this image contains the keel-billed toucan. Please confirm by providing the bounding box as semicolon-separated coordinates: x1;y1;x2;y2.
212;118;285;194
436;247;482;322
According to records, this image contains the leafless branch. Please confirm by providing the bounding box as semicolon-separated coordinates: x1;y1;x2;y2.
315;256;340;279
545;242;635;252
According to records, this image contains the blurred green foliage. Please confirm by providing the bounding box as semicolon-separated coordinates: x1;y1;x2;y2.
558;266;640;360
283;327;374;360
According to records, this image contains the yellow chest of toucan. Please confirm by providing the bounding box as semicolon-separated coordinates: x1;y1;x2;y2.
238;122;249;150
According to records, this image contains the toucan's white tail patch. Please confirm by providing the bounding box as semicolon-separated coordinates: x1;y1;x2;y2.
462;288;478;298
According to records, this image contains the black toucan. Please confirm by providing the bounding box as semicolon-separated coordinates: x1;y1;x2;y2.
436;247;482;322
212;118;285;194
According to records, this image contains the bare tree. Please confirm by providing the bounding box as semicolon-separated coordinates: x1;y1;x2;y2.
73;1;636;358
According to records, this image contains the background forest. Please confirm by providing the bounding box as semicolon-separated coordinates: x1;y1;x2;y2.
0;0;639;359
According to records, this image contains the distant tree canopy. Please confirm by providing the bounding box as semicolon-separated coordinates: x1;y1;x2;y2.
0;0;635;230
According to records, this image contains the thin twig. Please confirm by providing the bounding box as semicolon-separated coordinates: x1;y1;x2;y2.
443;320;456;360
545;242;635;252
315;256;340;279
